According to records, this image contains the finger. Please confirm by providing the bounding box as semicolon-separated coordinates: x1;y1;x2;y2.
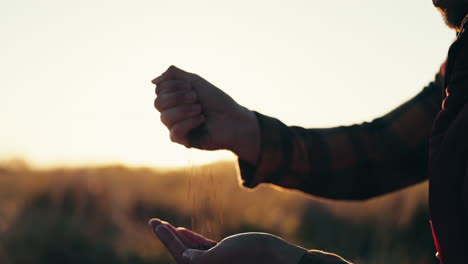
149;218;169;231
149;219;188;257
165;226;217;252
149;219;217;249
176;228;218;249
155;80;191;96
152;65;193;86
163;223;201;248
149;219;171;238
154;90;198;112
149;219;195;248
169;115;205;146
160;104;202;128
155;225;188;263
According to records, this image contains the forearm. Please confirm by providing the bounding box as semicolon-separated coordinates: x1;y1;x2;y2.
230;106;260;165
237;73;443;200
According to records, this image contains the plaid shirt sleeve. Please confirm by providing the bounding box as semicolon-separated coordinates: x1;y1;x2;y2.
238;71;444;200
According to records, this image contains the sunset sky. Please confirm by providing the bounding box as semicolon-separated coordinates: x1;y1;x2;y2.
1;0;454;167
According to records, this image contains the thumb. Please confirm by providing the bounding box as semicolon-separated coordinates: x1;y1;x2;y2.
152;65;194;85
154;225;190;264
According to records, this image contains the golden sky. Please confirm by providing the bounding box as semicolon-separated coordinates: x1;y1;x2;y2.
0;0;454;167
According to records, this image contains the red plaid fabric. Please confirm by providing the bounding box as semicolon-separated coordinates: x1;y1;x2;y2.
238;70;444;200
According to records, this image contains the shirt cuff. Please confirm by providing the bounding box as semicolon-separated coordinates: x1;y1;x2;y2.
237;111;288;188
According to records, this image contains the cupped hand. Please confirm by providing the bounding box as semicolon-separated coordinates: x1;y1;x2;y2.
152;66;260;164
148;219;308;264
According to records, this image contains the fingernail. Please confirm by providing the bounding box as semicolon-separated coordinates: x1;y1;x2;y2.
149;218;162;229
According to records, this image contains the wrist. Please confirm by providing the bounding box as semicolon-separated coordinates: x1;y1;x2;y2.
230;107;260;165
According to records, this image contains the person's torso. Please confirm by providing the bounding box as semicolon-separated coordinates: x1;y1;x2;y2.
429;19;468;264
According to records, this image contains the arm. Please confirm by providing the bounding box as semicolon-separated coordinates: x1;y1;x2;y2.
152;66;443;200
238;72;444;200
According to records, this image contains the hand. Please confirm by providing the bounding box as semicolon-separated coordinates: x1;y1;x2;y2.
152;66;260;164
148;219;308;264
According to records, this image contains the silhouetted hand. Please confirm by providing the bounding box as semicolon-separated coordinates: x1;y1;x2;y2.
152;66;260;164
148;219;308;264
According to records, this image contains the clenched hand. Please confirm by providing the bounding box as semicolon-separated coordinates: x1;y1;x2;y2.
152;66;260;164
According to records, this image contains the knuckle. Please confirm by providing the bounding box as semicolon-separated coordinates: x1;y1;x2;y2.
156;82;169;94
155;84;162;95
168;65;177;72
169;134;176;143
171;124;183;138
160;113;170;127
169;129;180;143
154;97;161;111
155;94;172;111
172;127;190;148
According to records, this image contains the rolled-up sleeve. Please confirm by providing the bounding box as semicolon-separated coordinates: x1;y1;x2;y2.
238;72;443;200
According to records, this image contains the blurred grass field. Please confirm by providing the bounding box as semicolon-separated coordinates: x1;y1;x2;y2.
0;159;435;264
